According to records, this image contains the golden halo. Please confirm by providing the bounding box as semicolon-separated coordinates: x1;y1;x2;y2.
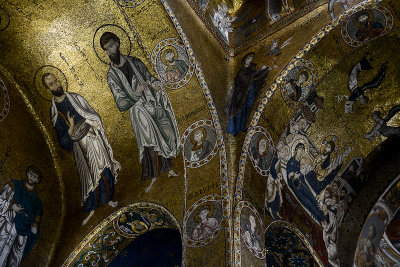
0;8;10;31
291;139;308;158
161;45;178;66
190;126;207;146
93;24;131;64
194;202;214;223
131;220;149;234
352;9;375;29
34;65;68;102
295;67;312;88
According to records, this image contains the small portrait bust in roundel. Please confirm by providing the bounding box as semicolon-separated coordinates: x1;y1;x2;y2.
285;67;312;103
351;10;385;42
191;203;219;241
250;133;273;171
161;46;189;83
189;126;214;162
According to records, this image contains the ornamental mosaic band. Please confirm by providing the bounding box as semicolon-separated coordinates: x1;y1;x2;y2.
43;73;121;226
100;32;180;193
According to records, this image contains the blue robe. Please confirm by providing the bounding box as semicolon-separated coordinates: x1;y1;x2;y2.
225;63;269;135
286;157;325;224
11;180;42;261
53;98;115;212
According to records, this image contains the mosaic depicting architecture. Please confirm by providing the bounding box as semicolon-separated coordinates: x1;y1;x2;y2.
0;0;400;266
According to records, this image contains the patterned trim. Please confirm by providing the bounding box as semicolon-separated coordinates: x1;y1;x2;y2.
233;201;265;267
341;4;393;47
62;202;182;266
160;1;232;265
150;38;195;89
183;194;228;247
234;0;385;204
265;220;325;267
0;77;10;122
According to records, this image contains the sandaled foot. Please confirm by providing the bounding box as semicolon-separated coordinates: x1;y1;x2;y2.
168;170;180;177
82;210;95;226
145;177;157;193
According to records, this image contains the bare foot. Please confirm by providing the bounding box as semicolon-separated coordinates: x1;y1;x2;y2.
145;177;157;193
168;170;180;177
108;201;118;208
82;210;95;226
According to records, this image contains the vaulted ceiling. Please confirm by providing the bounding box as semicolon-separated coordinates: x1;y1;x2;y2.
0;0;399;266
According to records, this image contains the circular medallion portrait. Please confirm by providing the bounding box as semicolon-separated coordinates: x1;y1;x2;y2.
248;127;274;176
34;65;68;101
151;38;194;89
0;8;10;31
280;59;318;108
185;199;223;246
183;120;219;168
0;77;10;122
341;6;393;47
93;24;132;64
115;211;152;238
240;207;264;258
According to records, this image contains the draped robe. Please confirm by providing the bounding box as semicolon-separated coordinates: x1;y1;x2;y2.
0;180;42;266
51;93;120;209
107;55;180;179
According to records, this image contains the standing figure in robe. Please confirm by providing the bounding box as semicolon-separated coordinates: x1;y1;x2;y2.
0;165;43;266
100;32;180;193
43;73;121;225
225;52;269;136
286;143;326;225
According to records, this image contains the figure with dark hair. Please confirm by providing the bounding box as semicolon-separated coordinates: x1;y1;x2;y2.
286;143;326;224
225;52;270;136
354;11;384;42
43;73;121;225
162;48;188;82
100;32;180;193
0;165;43;266
191;204;218;241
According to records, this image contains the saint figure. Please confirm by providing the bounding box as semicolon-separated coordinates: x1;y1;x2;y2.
162;48;188;83
225;52;269;136
189;127;213;162
100;32;180;193
43;73;120;225
242;214;262;253
286;143;326;224
0;165;43;266
357;224;377;267
191;204;218;241
353;11;384;42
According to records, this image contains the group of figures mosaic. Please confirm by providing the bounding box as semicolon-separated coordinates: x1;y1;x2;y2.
68;203;183;266
0;0;225;264
237;2;400;267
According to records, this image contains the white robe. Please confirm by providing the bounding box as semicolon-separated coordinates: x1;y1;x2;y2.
0;184;27;267
51;93;121;205
107;56;180;162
